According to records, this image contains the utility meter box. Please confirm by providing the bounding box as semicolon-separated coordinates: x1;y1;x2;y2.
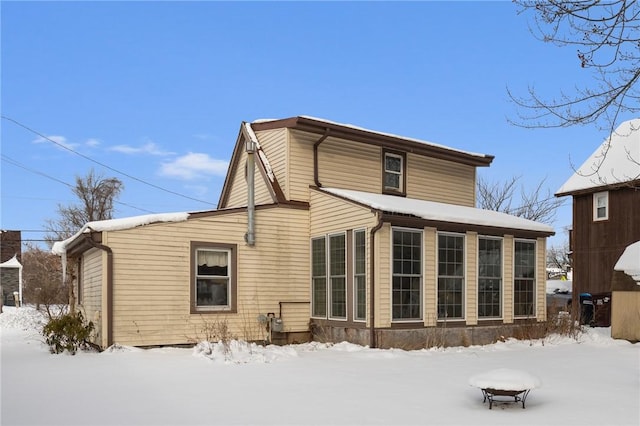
270;317;284;332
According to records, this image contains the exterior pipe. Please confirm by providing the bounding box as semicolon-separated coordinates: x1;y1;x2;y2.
83;233;114;347
369;212;384;348
313;128;331;188
246;137;256;246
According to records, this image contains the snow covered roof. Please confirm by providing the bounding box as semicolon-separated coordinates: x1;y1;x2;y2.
52;212;190;255
323;188;555;235
614;241;640;283
252;116;492;161
0;254;22;269
556;119;640;196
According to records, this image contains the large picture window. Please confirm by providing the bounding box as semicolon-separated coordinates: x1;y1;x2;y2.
478;237;502;318
514;240;536;317
329;233;346;319
392;229;422;321
354;229;366;321
438;233;464;320
191;242;237;313
311;237;327;318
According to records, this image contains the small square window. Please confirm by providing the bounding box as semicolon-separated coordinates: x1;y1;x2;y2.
593;191;609;221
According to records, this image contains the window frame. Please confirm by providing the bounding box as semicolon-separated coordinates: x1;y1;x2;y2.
329;232;347;321
391;227;423;322
513;239;536;318
190;242;237;314
477;236;503;319
353;228;367;322
382;149;406;196
437;232;466;321
311;236;328;319
593;191;609;221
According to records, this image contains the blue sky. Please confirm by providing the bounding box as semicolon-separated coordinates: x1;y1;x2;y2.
1;1;630;248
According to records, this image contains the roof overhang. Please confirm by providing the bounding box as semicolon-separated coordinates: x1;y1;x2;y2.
251;116;494;167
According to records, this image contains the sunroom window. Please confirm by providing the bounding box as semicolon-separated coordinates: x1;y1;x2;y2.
514;240;536;317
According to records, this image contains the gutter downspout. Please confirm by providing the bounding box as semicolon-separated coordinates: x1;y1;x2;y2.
313;128;331;188
369;212;384;348
83;233;114;347
245;134;256;246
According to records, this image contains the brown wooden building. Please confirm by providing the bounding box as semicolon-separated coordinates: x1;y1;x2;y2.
555;119;640;326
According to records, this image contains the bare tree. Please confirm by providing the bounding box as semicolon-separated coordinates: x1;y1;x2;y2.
44;169;124;245
44;169;123;313
547;239;572;275
22;243;67;319
477;175;564;224
510;1;639;130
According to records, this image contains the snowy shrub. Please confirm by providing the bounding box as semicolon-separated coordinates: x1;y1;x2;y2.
42;311;94;355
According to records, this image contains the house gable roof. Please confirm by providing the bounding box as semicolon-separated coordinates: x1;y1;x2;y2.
321;187;555;237
556;118;640;196
251;116;494;167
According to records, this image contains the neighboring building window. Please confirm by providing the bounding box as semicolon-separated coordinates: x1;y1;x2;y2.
478;237;502;318
383;151;405;193
329;233;346;320
311;237;327;318
514;240;536;317
593;191;609;221
192;243;237;313
392;228;422;320
438;233;465;320
354;229;366;321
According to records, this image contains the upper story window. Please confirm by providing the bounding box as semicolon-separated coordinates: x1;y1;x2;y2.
593;191;609;221
383;150;406;195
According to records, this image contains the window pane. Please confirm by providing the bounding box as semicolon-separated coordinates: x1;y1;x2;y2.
196;278;229;307
311;237;327;317
331;277;346;318
354;230;366;321
514;240;536;317
385;155;401;172
384;173;400;189
329;234;346;319
392;230;422;320
437;234;464;319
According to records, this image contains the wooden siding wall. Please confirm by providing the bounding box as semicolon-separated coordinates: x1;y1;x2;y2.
611;291;640;341
376;224;391;328
223;149;274;208
423;228;437;326
105;208;310;347
288;129;478;206
502;236;514;323
572;189;640;296
288;130;317;201
407;154;476;206
316;137;381;193
536;237;547;321
80;248;104;346
466;232;478;324
255;128;288;196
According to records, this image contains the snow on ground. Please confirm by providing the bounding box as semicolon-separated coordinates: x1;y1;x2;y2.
1;306;638;426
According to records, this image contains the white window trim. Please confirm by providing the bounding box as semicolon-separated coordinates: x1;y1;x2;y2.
513;238;537;319
384;152;404;192
436;231;466;322
477;235;504;321
390;227;424;323
195;248;232;311
593;191;609;221
353;228;367;323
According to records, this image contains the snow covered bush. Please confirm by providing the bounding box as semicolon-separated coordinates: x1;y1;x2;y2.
42;311;94;355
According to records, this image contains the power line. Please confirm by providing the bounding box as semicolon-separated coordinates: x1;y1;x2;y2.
2;154;155;214
2;115;217;207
